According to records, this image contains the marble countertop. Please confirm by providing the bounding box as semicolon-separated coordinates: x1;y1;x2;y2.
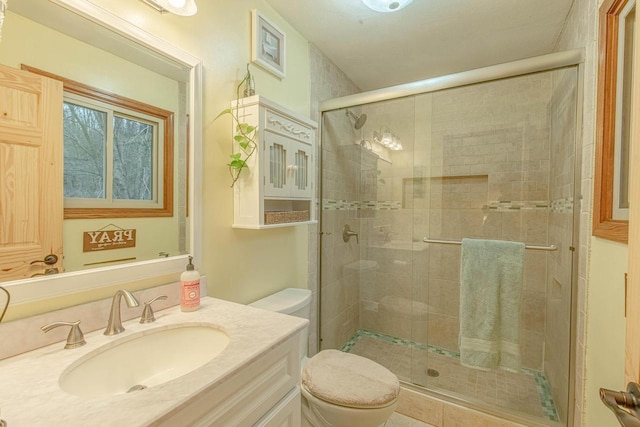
0;297;307;426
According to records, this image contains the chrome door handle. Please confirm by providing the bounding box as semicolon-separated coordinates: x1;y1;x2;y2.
342;224;359;244
601;382;640;426
30;267;59;278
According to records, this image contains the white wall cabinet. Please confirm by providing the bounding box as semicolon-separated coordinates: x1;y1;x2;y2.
231;96;317;229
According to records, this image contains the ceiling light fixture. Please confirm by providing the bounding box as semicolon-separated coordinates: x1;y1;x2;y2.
362;0;414;13
141;0;197;16
373;127;403;151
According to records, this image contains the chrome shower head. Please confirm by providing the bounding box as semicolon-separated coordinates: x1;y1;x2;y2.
346;109;367;130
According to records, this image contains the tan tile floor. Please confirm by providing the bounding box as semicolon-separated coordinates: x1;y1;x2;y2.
349;335;548;421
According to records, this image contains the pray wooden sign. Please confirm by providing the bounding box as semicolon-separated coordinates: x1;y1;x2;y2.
83;226;136;252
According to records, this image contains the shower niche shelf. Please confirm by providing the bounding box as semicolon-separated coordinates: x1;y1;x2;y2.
231;95;317;229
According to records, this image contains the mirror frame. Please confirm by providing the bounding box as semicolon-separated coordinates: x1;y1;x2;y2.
5;0;203;305
594;0;634;243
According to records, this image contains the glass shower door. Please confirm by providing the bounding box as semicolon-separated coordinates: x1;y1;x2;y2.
410;68;578;425
319;64;578;427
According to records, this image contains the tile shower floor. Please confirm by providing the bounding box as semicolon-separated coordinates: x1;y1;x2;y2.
342;329;559;422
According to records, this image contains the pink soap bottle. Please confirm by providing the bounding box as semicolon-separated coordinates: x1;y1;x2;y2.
180;256;200;312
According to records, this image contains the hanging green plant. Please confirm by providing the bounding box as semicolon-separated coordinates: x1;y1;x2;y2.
214;64;258;187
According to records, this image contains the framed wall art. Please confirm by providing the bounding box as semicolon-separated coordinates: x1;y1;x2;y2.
251;9;286;79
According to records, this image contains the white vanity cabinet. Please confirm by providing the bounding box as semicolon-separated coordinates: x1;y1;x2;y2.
152;329;302;427
232;96;317;229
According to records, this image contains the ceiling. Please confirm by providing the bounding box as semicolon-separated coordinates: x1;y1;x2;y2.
265;0;576;91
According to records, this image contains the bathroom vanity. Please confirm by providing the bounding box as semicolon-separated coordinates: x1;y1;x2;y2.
0;297;307;426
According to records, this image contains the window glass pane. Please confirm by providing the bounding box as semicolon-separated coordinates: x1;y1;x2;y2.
619;5;635;210
113;115;154;201
63;102;107;198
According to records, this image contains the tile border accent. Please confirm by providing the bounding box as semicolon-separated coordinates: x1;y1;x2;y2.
524;368;561;421
323;198;573;213
484;200;550;211
322;199;401;211
342;329;559;422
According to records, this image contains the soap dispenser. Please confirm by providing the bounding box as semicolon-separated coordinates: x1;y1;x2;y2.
180;256;200;312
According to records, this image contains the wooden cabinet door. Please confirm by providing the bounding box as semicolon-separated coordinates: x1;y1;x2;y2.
0;64;64;281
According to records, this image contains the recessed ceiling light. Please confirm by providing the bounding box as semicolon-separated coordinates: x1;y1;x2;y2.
362;0;414;13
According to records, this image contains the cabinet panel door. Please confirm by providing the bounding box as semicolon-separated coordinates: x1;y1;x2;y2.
263;132;290;198
289;142;313;198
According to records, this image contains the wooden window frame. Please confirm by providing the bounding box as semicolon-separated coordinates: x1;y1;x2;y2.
594;0;634;243
22;65;174;219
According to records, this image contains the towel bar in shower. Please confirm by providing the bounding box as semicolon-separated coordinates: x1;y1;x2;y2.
422;238;558;252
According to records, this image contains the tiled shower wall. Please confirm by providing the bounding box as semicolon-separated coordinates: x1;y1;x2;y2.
356;73;557;372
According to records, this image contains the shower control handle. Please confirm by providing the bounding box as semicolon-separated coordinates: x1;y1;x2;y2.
342;225;359;244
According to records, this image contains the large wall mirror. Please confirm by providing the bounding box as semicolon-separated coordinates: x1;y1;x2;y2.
594;0;636;243
0;0;202;304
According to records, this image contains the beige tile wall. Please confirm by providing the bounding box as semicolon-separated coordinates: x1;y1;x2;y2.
359;72;558;373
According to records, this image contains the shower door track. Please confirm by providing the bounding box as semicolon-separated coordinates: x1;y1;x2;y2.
319;49;584;113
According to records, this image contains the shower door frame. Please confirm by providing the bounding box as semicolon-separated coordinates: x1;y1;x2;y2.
317;49;585;427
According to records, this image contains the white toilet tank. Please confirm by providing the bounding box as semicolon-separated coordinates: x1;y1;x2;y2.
249;288;312;358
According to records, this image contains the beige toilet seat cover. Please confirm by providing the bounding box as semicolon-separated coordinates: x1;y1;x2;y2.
301;349;400;409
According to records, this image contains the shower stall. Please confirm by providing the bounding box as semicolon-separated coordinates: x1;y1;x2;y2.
318;51;581;426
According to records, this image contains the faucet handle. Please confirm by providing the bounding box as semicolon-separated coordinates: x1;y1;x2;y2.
140;295;168;324
41;320;86;349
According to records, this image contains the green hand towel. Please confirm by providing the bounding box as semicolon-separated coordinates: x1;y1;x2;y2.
459;238;526;372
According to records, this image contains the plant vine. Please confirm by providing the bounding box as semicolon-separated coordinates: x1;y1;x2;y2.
214;64;258;187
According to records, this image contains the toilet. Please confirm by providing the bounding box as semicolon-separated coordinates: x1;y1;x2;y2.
249;288;400;427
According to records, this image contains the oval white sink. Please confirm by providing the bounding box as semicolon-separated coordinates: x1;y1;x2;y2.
59;324;229;397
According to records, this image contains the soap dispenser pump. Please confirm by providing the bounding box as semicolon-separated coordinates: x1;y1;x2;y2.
180;256;200;312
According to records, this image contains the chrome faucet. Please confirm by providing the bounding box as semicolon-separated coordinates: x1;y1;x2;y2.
104;289;139;336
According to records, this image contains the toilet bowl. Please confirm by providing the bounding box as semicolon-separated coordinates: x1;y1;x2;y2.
249;288;400;427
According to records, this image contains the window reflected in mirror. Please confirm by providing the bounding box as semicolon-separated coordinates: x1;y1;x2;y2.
594;0;636;242
613;2;635;220
0;3;189;280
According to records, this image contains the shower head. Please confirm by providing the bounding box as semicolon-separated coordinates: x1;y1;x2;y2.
345;110;368;130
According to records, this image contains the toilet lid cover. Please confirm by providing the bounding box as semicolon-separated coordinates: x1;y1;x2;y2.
301;349;400;408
